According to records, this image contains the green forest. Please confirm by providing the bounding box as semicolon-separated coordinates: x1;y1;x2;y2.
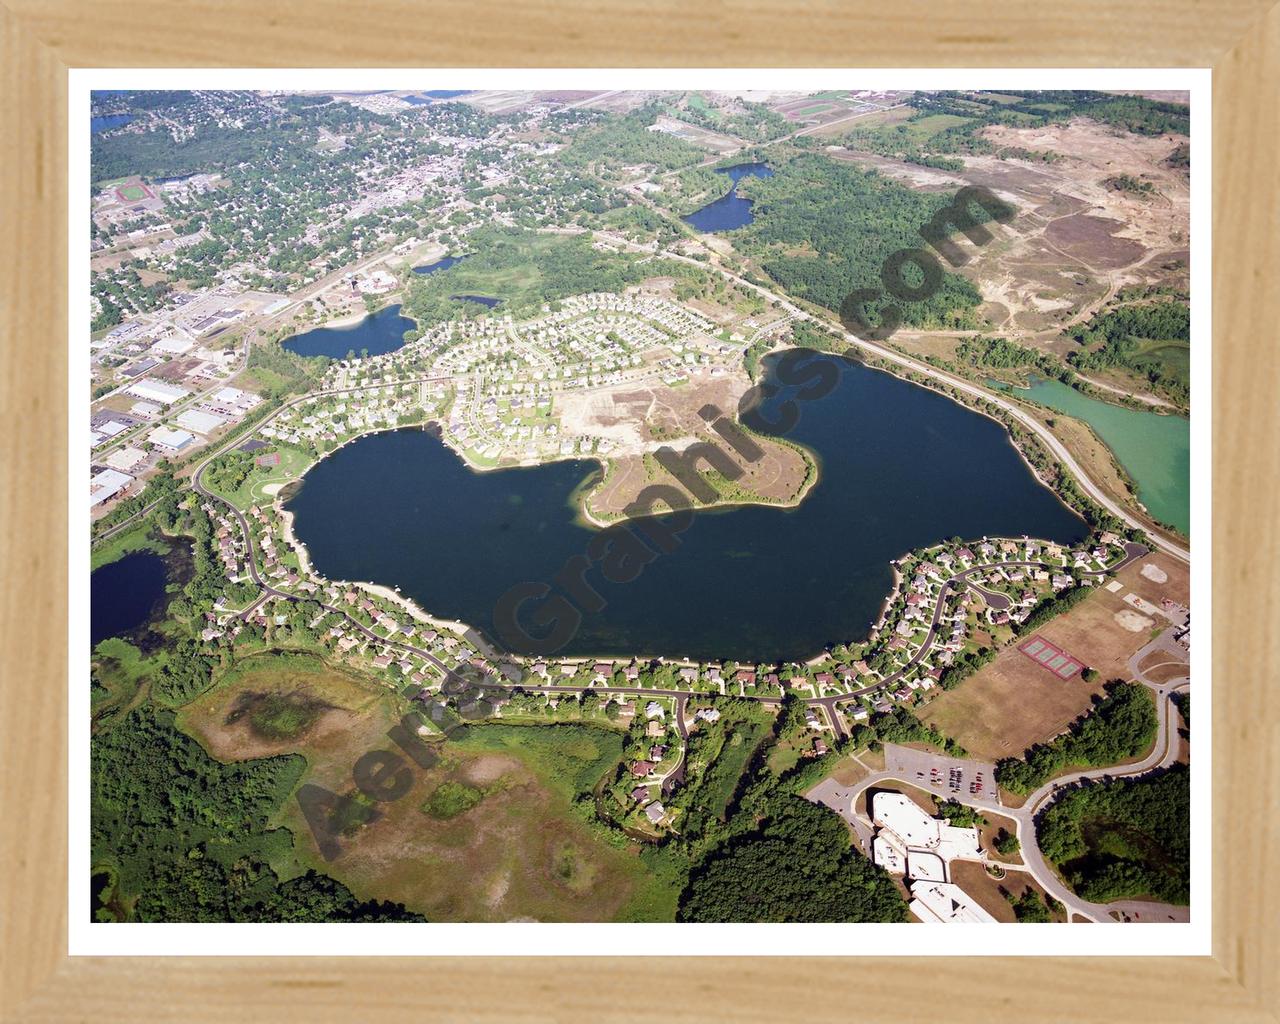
562;105;706;173
679;788;908;922
729;154;987;330
995;682;1157;794
400;227;709;327
1066;300;1191;403
91;707;423;922
1038;764;1190;904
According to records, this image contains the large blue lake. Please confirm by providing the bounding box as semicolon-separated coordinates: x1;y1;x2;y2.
287;352;1086;662
682;162;774;233
282;304;416;359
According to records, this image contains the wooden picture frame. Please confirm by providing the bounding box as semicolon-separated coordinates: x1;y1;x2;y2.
2;1;1276;1018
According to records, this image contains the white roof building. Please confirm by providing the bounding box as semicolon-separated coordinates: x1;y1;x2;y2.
105;446;148;472
873;792;940;850
152;335;194;356
148;426;195;451
872;834;907;875
909;881;997;924
176;408;226;435
125;379;190;404
90;468;133;506
130;401;162;418
906;849;948;883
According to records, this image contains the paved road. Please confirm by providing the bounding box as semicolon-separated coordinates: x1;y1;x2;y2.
832;678;1188;924
596;226;1189;565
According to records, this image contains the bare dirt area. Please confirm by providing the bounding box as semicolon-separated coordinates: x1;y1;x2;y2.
1136;658;1189;685
589;434;809;519
558;368;812;519
1043;214;1147;269
177;654;392;768
827;149;964;190
1119;550;1190;609
948;859;1064;923
152;357;202;382
829;118;1189;346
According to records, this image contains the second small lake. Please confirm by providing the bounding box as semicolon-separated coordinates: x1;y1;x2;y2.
413;255;464;275
91;113;134;134
683;162;775;233
452;294;501;309
90;550;169;648
282;303;417;360
997;376;1190;536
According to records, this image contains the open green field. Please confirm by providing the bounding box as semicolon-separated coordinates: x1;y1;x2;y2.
204;443;313;510
91;519;166;571
401;227;684;329
902;113;973;142
1129;339;1190;386
686;93;714;117
92;637;170;731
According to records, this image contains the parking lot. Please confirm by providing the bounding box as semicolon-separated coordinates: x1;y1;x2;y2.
883;744;1000;804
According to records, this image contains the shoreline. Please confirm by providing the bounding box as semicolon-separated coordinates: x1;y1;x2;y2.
229;344;1121;670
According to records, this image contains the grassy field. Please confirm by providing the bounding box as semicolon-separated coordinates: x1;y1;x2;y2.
91;520;167;571
922;555;1186;761
92;637;169;731
178;654;683;921
206;444;314;510
920;638;1112;762
901;113;973;142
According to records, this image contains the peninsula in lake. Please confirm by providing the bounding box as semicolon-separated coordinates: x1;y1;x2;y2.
88;86;1193;931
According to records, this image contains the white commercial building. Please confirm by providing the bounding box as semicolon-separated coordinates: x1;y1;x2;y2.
105;446;148;472
152;335;194;356
873;793;939;849
869;790;990;923
909;881;997;924
125;379;190;405
130;401;162;419
148;426;195;451
90;468;133;506
176;408;226;435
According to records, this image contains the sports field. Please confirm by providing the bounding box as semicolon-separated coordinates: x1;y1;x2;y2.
115;183;153;203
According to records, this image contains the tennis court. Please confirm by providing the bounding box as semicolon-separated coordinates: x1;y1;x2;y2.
1017;635;1082;679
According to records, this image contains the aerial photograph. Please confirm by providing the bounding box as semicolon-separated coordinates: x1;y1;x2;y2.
87;85;1192;927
